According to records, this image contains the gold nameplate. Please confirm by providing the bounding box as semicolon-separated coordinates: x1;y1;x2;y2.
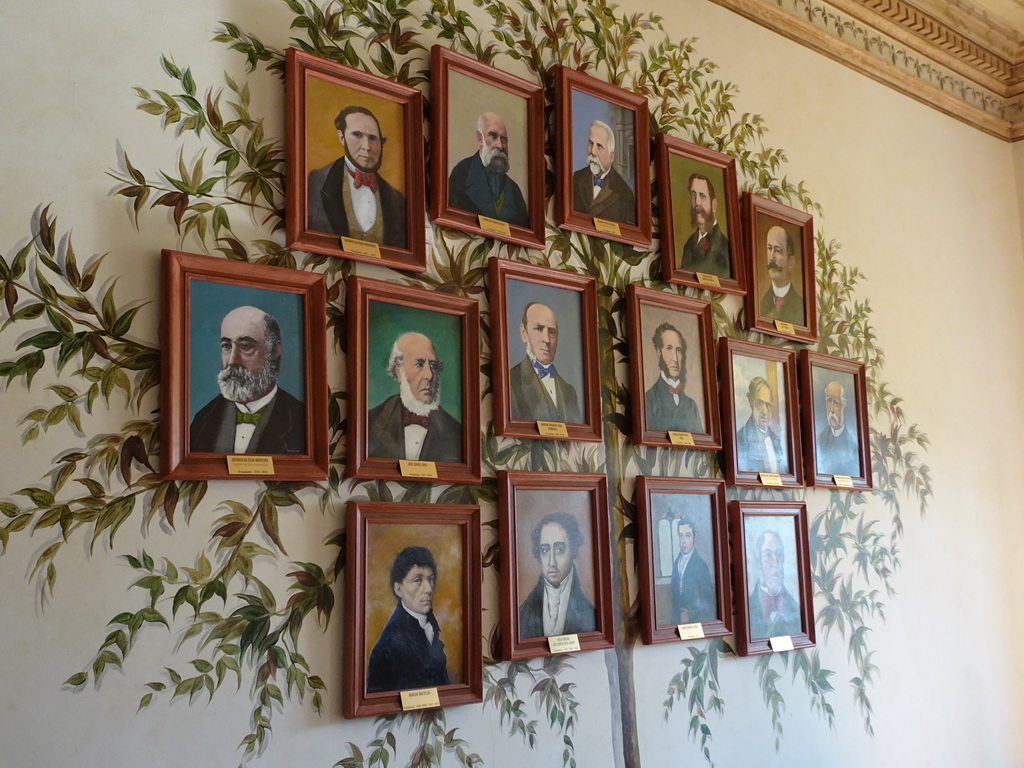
547;634;581;653
668;431;695;446
759;472;783;487
695;272;721;288
340;236;382;259
593;217;621;236
226;455;275;475
400;687;441;711
537;421;569;438
677;623;705;640
478;215;511;236
774;320;796;335
834;475;854;488
768;635;795;653
399;460;438;479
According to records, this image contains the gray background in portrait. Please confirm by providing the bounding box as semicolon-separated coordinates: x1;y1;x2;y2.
742;514;801;616
812;366;860;467
188;279;305;421
731;354;787;447
570;89;636;192
639;304;707;431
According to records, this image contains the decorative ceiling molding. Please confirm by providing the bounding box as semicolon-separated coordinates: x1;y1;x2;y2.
709;0;1024;141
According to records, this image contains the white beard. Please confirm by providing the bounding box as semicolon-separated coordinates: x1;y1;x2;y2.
218;362;277;404
398;374;441;418
587;155;605;176
480;145;510;174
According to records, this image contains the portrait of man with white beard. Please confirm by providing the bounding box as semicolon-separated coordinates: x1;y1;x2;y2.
447;111;529;228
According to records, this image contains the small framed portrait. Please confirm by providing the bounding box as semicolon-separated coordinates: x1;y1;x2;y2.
719;338;803;488
428;45;545;250
626;285;721;450
731;500;815;656
488;258;602;442
346;276;481;484
635;476;731;645
285;48;426;272
343;501;482;718
498;471;614;660
553;66;652;248
160;250;328;480
742;193;817;343
800;351;872;490
656;134;744;295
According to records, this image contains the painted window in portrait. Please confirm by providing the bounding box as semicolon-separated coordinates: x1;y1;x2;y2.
346;276;481;484
627;285;721;450
285;48;426;272
160;250;328;481
428;46;545;250
553;66;652;248
498;471;614;660
344;501;482;718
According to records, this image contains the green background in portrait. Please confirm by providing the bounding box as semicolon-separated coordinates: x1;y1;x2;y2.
650;492;717;626
668;153;731;272
754;212;805;324
367;300;463;420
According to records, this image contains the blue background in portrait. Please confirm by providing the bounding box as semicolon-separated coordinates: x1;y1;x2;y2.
188;279;306;421
570;88;636;193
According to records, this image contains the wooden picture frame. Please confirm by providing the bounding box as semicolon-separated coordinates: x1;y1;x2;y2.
719;338;803;488
346;275;481;484
428;45;546;250
553;66;652;248
498;471;614;660
800;350;872;490
627;285;721;450
731;500;815;656
657;134;745;295
743;193;816;343
344;501;482;718
489;258;602;442
635;476;731;644
285;48;426;272
160;249;328;480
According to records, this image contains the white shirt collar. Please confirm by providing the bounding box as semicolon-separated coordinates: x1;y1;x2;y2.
234;385;278;414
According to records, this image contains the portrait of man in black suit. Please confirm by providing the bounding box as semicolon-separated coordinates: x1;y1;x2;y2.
448;111;529;228
816;378;859;477
668;516;715;626
679;173;730;277
759;223;803;325
571;119;636;226
746;529;801;639
508;302;582;424
735;375;789;474
644;321;702;434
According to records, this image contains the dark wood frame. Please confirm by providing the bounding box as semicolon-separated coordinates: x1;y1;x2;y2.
799;350;872;490
627;285;721;449
553;65;652;248
742;193;817;343
285;48;426;272
160;249;328;480
343;501;482;718
730;500;815;656
635;476;731;644
657;134;745;295
498;471;614;660
346;275;481;483
428;45;545;250
489;258;602;442
719;337;803;488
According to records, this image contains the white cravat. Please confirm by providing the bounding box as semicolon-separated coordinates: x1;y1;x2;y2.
543;570;574;636
759;428;779;473
661;372;681;406
232;386;278;454
344;158;378;234
402;604;435;644
403;423;427;460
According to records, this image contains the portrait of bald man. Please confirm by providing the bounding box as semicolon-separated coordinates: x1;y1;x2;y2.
758;222;804;326
571;119;636;225
816;378;860;477
448;111;529;228
508;301;582;424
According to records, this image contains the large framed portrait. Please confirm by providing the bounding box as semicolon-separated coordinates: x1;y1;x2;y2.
285;48;426;272
657;134;744;295
489;258;602;442
553;66;652;248
160;250;328;480
346;276;481;484
428;45;545;250
731;500;815;656
343;501;482;718
626;285;721;449
498;471;614;660
719;338;803;488
742;193;816;343
800;351;872;490
635;476;731;645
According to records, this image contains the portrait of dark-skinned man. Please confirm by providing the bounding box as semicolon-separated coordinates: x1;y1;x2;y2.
759;224;803;325
816;379;859;477
747;530;801;639
679;173;730;277
571;119;636;226
448;111;529;228
645;322;702;434
735;375;788;474
509;301;582;424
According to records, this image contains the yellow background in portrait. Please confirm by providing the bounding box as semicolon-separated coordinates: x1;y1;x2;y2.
754;212;804;319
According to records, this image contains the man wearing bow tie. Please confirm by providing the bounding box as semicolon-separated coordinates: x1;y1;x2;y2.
571;120;636;226
307;105;408;249
758;225;804;325
366;331;463;463
509;302;582;424
644;322;702;434
189;306;306;455
747;530;801;639
680;173;731;277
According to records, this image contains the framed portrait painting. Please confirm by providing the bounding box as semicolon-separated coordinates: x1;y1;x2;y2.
657;134;744;295
635;477;731;644
489;258;602;442
343;501;482;718
498;471;614;660
719;338;803;488
731;500;815;656
627;285;721;450
428;45;545;250
800;350;872;490
553;66;652;248
160;250;328;480
285;48;426;272
346;276;481;484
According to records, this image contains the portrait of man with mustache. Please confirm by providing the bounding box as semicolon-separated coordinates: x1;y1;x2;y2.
758;223;804;325
448;111;529;228
679;172;731;277
571;119;636;226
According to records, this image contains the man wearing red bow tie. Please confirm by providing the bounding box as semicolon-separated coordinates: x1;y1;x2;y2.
644;322;702;434
306;106;408;249
509;302;582;424
747;529;801;639
679;173;731;278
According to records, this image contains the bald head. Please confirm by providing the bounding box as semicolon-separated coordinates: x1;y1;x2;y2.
520;302;559;366
389;331;442;405
218;306;282;403
824;380;847;432
477;112;511;173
